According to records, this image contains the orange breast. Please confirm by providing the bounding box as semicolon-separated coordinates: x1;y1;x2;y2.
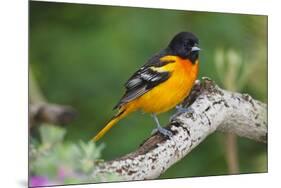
132;56;199;114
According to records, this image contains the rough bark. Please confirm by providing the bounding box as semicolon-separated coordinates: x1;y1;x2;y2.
92;77;267;181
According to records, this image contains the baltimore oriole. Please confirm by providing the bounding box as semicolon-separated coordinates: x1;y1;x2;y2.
92;31;200;142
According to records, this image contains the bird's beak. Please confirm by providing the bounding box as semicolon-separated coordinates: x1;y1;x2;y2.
191;46;201;52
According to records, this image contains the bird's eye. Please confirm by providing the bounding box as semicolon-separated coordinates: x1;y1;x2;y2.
184;40;193;48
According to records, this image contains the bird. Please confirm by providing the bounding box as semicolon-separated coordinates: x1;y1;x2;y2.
92;31;200;142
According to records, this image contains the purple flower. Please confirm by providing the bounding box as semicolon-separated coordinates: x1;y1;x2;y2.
30;176;49;187
58;166;67;180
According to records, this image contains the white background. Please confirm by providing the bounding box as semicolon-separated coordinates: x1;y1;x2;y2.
0;0;280;188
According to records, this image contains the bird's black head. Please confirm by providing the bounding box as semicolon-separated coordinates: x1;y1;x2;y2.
167;32;200;63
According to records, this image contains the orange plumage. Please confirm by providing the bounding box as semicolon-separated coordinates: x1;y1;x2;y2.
135;56;198;114
92;32;200;142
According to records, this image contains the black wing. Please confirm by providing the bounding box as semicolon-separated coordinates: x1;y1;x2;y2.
114;53;174;109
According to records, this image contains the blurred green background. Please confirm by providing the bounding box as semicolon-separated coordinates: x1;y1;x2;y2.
29;1;267;180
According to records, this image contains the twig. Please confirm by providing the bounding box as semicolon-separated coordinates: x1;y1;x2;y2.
29;103;77;127
29;68;77;127
225;133;239;174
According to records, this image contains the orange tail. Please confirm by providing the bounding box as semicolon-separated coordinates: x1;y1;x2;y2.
92;105;133;142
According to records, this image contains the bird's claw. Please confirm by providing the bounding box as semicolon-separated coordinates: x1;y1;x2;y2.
151;126;173;138
169;105;194;122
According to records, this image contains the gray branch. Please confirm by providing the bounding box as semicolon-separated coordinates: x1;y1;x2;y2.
92;77;267;181
29;69;77;128
29;103;77;128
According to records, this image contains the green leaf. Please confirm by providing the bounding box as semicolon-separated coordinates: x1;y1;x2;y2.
39;124;66;146
74;141;105;173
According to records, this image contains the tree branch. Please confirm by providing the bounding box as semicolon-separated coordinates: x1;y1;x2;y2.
29;103;77;128
92;77;267;181
29;68;77;128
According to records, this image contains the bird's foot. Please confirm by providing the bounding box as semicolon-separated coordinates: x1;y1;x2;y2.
151;126;173;138
169;105;194;122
